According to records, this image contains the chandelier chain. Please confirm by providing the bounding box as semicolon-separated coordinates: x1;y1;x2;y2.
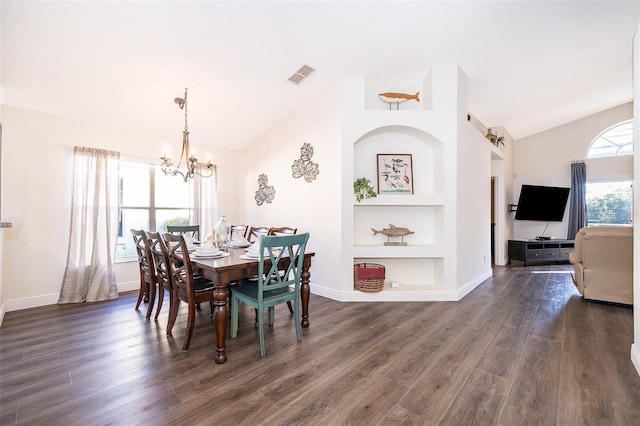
160;87;213;182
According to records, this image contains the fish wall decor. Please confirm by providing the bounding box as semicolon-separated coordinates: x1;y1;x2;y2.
371;224;414;246
378;92;420;110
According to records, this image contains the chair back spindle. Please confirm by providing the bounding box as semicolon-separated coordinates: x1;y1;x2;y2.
162;232;216;351
167;225;201;241
130;229;158;319
145;231;173;323
247;226;269;243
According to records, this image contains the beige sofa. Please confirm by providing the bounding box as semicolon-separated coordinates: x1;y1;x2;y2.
569;226;633;305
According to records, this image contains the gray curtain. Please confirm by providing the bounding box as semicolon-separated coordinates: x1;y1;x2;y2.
567;161;587;239
58;147;120;303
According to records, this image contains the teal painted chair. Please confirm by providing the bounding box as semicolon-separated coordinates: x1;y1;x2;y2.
231;232;310;356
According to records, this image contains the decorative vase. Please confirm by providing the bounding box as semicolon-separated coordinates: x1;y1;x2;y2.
486;128;497;144
214;215;230;250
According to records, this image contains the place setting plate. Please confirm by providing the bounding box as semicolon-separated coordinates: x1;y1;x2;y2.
239;247;282;260
176;248;196;254
192;252;230;259
229;243;251;249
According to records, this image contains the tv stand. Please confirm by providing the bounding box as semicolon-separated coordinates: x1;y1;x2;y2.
508;239;575;267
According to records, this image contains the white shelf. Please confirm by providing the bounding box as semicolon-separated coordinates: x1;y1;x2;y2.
353;244;444;258
354;194;445;206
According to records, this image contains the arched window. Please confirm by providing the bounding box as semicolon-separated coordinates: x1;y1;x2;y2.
585;119;634;226
587;119;633;158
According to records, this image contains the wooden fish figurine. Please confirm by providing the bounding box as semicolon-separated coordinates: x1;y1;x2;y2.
378;92;420;109
371;224;415;238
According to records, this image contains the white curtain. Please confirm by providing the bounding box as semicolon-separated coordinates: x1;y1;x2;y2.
58;147;120;303
192;164;218;239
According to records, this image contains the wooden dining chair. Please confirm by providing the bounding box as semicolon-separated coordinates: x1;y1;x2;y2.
231;232;310;356
230;224;248;240
145;231;173;322
247;226;269;243
130;229;158;320
162;232;216;351
167;224;200;241
268;226;297;236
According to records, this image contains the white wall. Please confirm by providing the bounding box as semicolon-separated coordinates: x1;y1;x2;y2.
238;85;342;298
513;103;633;240
455;66;493;295
491;126;515;265
237;65;492;302
0;105;239;311
631;19;640;376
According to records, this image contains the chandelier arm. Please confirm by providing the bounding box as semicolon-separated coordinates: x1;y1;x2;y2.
161;87;212;181
195;166;214;178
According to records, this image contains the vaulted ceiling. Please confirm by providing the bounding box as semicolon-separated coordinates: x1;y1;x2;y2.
1;1;638;149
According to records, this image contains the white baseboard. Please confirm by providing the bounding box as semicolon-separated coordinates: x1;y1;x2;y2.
632;343;640;377
3;280;140;314
117;280;139;294
311;269;491;302
457;268;493;300
0;301;6;328
309;284;343;301
6;293;60;312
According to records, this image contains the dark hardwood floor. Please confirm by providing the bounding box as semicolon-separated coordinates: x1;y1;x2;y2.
1;264;639;425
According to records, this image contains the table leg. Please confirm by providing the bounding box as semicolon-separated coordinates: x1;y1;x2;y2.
213;285;229;364
301;265;311;328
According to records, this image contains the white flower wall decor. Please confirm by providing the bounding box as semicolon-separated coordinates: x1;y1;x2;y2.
291;143;319;182
255;173;275;206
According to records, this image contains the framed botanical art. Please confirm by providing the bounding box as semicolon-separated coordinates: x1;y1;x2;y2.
377;153;413;194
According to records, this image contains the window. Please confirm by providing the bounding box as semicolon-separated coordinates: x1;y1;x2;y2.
116;161;192;261
586;180;632;226
587;120;633;158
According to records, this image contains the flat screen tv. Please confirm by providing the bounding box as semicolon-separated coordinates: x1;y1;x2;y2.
515;184;570;222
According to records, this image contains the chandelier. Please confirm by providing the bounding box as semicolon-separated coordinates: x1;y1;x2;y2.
160;88;213;182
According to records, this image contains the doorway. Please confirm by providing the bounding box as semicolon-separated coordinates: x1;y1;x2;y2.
491;177;495;265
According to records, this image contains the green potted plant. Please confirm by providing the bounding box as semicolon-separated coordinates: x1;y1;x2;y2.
354;177;377;202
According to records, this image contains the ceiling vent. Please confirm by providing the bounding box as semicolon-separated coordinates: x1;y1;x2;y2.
288;65;315;84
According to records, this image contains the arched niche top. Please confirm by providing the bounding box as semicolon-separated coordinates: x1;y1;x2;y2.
354;125;442;148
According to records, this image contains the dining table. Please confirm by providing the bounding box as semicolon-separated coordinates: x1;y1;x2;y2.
190;246;315;364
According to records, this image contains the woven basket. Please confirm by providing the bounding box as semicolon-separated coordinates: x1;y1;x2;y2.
354;263;385;292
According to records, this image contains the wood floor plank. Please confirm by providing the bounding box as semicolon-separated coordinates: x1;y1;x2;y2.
2;265;639;425
529;271;573;341
321;376;408;425
438;368;510;425
497;334;562;425
589;301;640;425
558;295;618;424
475;272;548;380
378;404;427;426
259;342;402;425
397;269;531;423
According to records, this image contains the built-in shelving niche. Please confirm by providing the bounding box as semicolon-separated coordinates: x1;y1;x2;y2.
352;124;446;294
